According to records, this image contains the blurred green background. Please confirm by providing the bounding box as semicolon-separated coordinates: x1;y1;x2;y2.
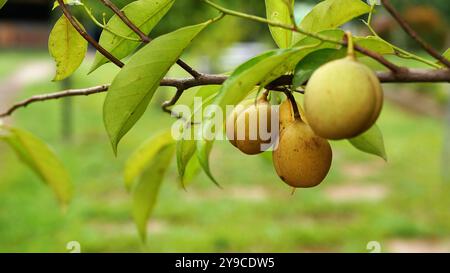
0;0;449;252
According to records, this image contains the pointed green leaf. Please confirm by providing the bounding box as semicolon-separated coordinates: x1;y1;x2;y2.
293;48;346;88
443;48;450;61
132;143;175;241
90;0;174;73
293;0;371;44
48;15;88;81
354;36;395;55
0;126;73;206
176;137;197;188
1;0;7;10
176;85;220;187
103;21;211;154
293;29;345;48
348;124;387;160
124;130;175;191
265;0;294;48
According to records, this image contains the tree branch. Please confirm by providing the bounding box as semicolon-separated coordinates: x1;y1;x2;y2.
99;0;202;78
2;69;449;118
99;0;151;43
57;0;124;68
0;85;110;118
381;0;450;69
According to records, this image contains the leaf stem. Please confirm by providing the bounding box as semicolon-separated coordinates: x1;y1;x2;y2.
363;22;440;69
203;0;403;72
346;31;355;59
202;0;340;46
82;5;141;42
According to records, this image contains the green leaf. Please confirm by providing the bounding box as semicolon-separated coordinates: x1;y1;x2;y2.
265;0;294;48
48;15;88;81
354;36;395;55
103;21;211;154
124;130;175;191
90;0;174;73
0;0;7;10
176;85;220;187
176;137;197;187
293;28;345;48
348;124;387;160
293;0;371;44
293;48;346;88
52;0;83;11
443;48;450;61
0;126;73;206
197;46;324;184
132;143;175;241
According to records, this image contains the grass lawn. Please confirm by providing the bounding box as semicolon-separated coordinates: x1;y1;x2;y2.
0;51;449;252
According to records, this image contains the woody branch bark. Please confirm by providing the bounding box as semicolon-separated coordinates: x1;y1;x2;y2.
98;0;202;78
57;0;124;68
2;68;450;118
381;0;450;69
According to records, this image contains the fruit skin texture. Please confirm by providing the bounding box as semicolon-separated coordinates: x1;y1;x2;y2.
234;100;273;155
226;100;253;147
304;56;383;140
273;119;332;188
279;99;307;133
279;100;295;133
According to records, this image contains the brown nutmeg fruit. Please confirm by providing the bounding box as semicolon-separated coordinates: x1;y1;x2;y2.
273;118;332;188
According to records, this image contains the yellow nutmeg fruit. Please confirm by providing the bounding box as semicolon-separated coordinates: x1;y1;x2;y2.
233;99;273;155
226;99;254;148
278;99;308;133
304;56;383;140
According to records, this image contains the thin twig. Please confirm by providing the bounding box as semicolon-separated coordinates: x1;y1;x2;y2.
162;89;184;115
99;0;202;78
2;69;449;118
57;0;124;68
381;0;450;68
203;0;403;72
99;0;150;43
0;85;110;118
363;21;440;69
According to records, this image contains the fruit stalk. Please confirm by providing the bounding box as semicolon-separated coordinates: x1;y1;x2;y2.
345;31;355;60
283;91;301;120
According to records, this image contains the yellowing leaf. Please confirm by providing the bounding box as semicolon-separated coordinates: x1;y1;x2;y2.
1;0;7;10
176;85;220;188
48;15;88;81
0;126;73;206
265;0;294;48
293;0;371;44
349;124;387;160
124;131;175;191
90;0;174;73
104;21;210;154
131;142;175;241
